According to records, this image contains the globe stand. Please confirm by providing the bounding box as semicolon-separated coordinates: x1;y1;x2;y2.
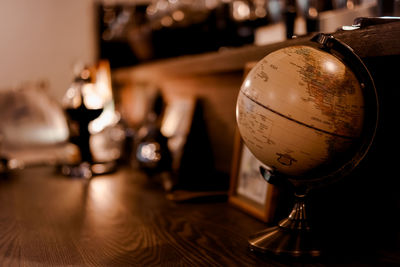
241;33;380;259
248;192;321;257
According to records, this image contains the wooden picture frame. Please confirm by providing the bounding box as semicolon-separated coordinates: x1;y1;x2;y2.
228;129;279;223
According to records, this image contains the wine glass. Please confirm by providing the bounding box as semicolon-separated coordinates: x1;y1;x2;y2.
62;67;104;178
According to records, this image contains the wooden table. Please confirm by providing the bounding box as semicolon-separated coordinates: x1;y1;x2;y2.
0;166;398;266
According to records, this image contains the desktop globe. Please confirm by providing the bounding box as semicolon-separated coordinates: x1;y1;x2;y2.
236;45;364;178
236;34;378;257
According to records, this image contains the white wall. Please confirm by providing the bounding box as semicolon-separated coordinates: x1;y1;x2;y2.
0;0;97;102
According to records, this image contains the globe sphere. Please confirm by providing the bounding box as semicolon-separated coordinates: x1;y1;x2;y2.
236;45;365;178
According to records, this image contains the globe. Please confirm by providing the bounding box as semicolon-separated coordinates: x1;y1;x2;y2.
236;45;365;179
236;34;379;257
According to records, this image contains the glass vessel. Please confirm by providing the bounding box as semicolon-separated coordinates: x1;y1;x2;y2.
62;67;105;178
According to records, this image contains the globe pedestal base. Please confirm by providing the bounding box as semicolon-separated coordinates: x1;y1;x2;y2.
248;226;321;257
248;194;321;257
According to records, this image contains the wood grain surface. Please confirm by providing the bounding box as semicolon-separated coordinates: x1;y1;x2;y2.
0;167;270;266
1;166;399;266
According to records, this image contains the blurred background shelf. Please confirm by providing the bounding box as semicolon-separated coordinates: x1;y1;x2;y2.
113;20;400;177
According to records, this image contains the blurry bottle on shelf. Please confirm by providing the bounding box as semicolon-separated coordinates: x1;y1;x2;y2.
134;90;172;180
0;158;7;174
0;134;8;174
296;0;332;34
284;0;297;38
304;0;321;33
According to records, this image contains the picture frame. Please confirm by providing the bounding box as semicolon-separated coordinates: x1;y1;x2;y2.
228;129;279;223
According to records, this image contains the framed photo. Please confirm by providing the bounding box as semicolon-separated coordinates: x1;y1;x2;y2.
228;129;278;223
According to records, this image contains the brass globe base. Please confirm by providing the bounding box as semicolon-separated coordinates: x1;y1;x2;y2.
248;195;321;257
248;226;321;257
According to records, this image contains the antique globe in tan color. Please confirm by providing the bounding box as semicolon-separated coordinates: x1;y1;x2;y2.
236;45;365;178
236;34;378;257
